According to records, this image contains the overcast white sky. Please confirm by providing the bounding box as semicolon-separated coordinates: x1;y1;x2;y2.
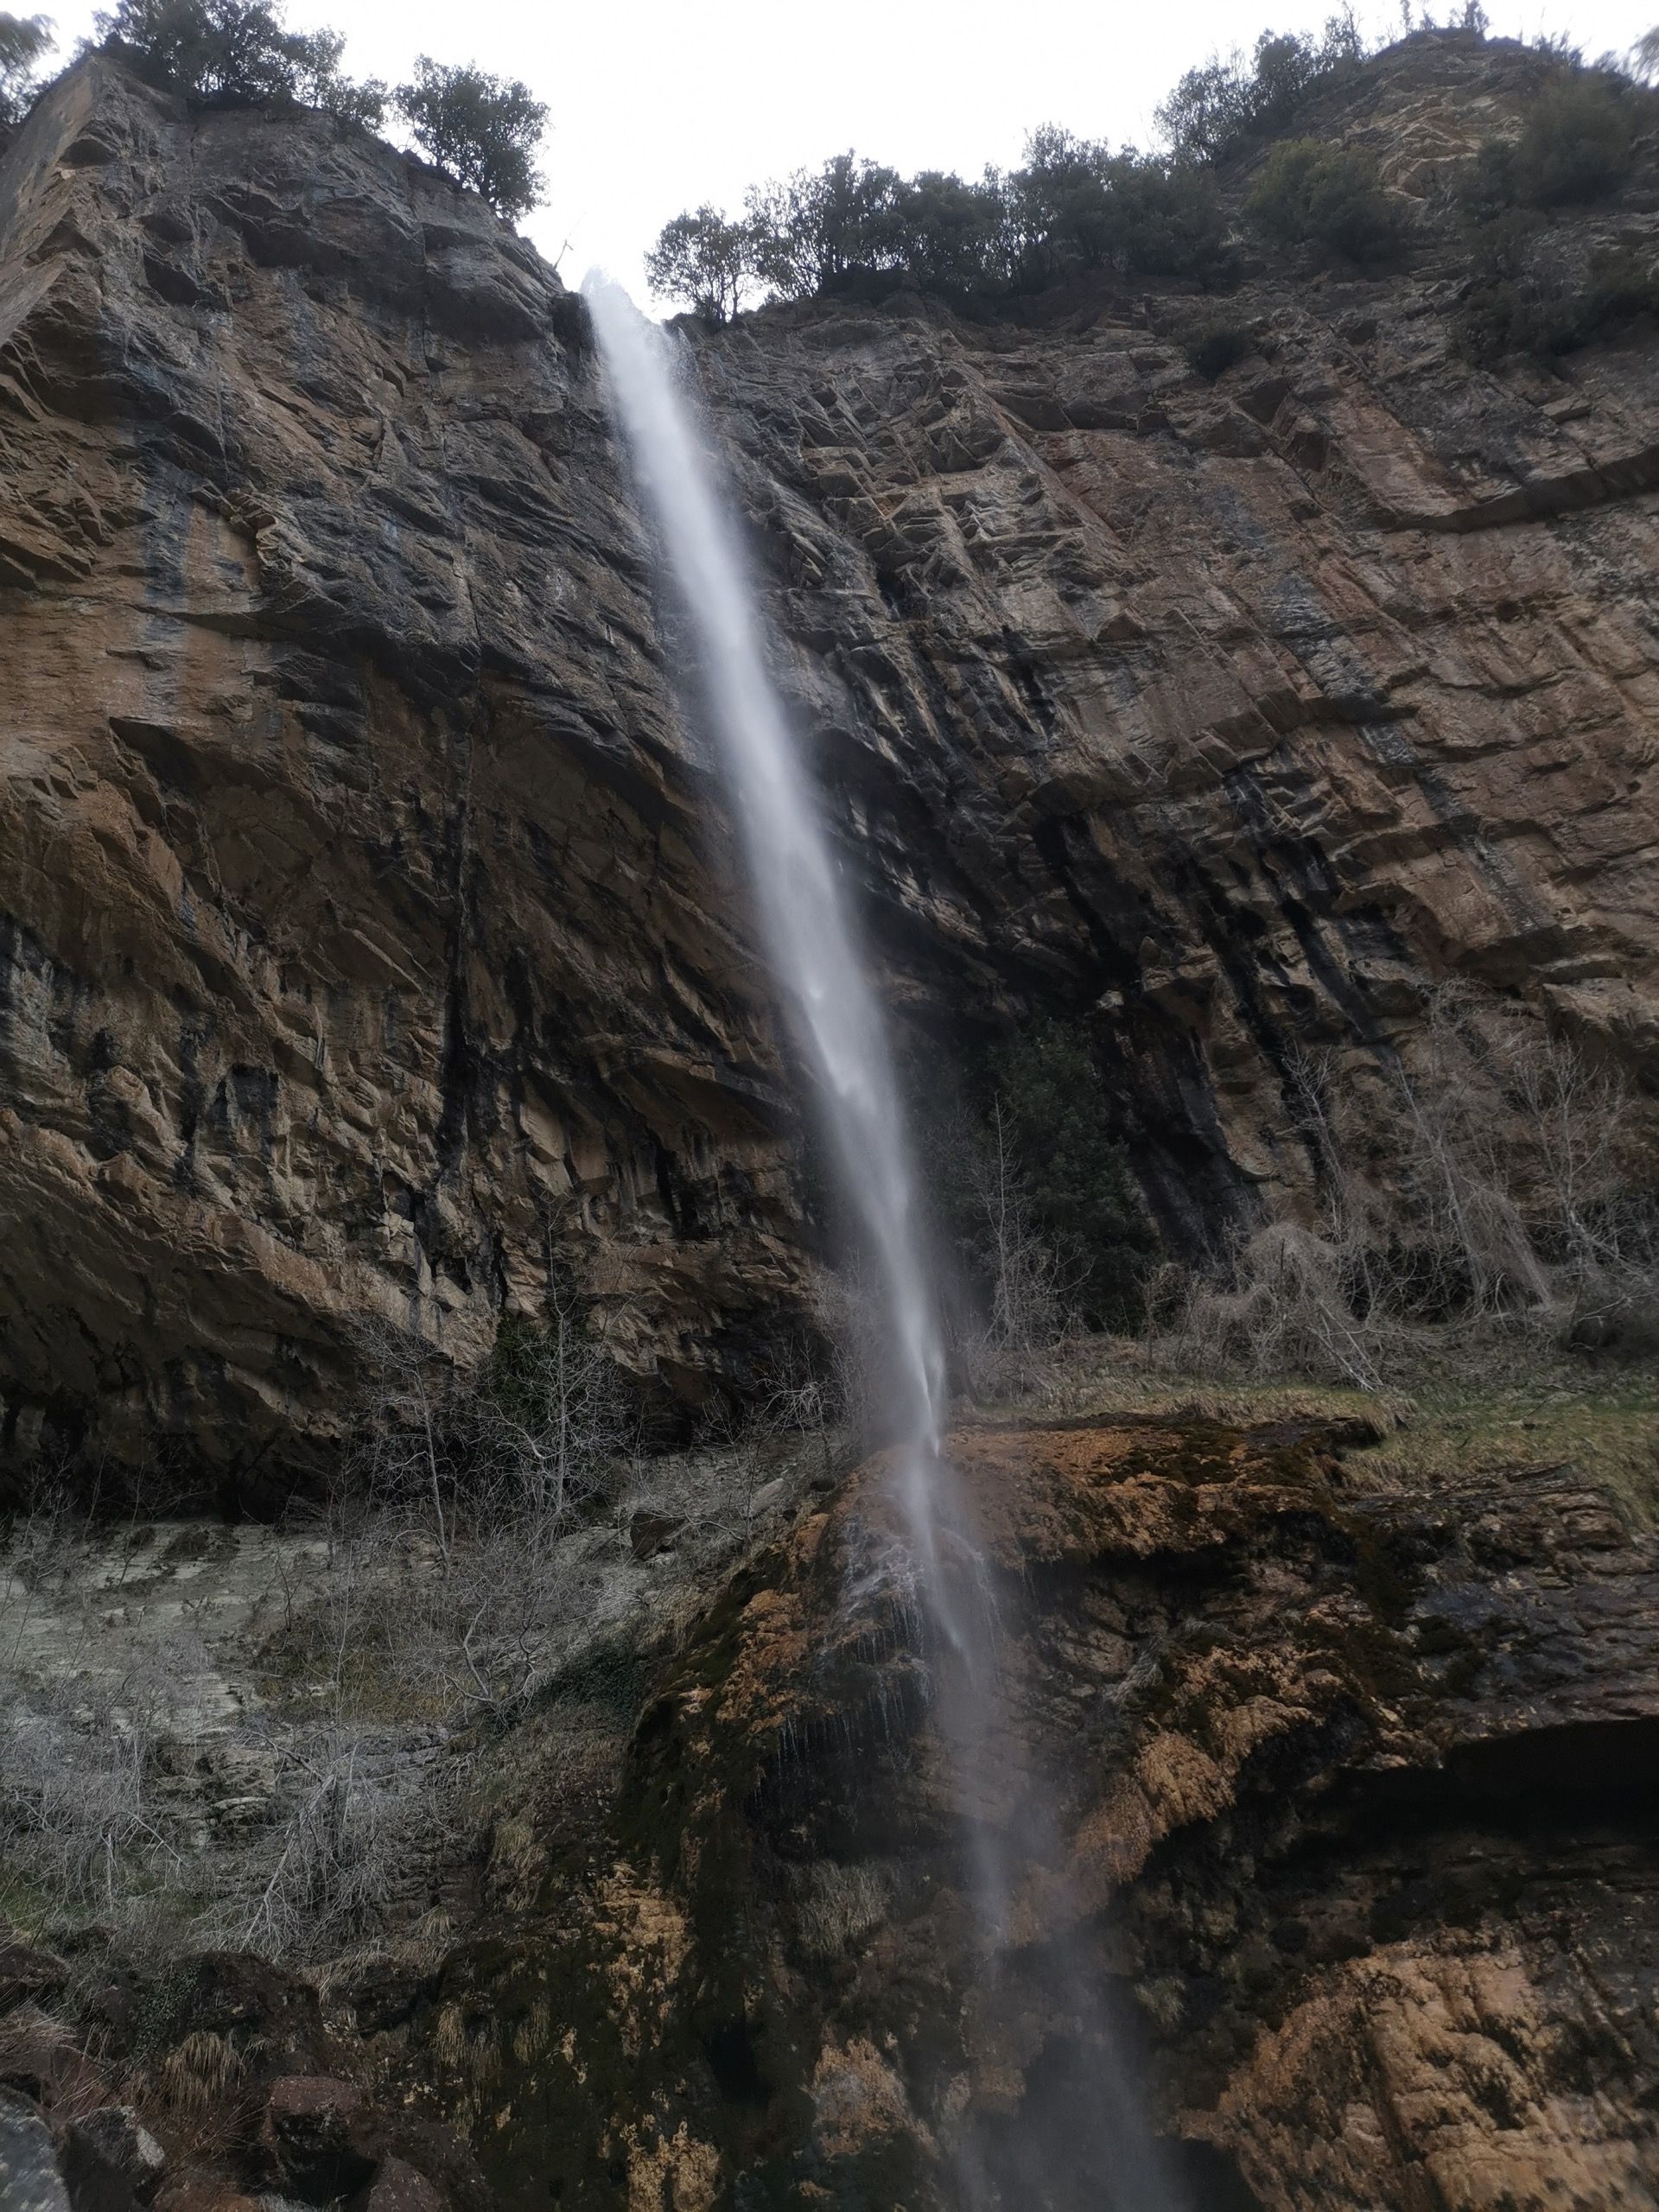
46;0;1659;296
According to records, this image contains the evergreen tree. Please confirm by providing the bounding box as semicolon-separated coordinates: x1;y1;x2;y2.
394;56;547;221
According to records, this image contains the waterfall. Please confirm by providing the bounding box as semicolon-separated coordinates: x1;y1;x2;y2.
583;277;953;1596
586;279;1183;2212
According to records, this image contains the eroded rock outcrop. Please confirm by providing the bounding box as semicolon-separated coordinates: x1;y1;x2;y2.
697;44;1659;1245
423;1417;1659;2210
3;37;1657;1491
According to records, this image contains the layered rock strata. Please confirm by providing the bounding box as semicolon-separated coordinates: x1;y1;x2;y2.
3;40;1657;1484
0;60;803;1489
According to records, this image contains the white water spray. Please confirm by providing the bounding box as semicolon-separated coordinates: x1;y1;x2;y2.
586;278;1185;2212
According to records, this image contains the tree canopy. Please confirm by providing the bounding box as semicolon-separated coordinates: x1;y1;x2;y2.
647;133;1227;322
89;3;550;222
1154;15;1365;162
0;10;53;128
94;0;384;122
645;207;756;325
393;57;547;221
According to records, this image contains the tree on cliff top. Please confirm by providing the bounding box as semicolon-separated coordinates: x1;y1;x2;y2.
95;0;385;123
645;207;757;325
0;10;54;126
1154;13;1366;162
393;56;547;221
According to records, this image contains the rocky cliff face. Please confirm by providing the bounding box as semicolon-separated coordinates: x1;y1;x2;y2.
12;1410;1641;2212
0;59;805;1491
3;40;1657;1488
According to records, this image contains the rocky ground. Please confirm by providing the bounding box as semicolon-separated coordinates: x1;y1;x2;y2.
5;1398;1658;2210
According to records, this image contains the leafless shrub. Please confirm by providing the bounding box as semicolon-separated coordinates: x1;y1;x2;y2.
0;1642;193;1926
0;1271;863;1974
346;1317;468;1564
1155;993;1658;1385
1154;1220;1387;1390
467;1287;636;1524
322;1296;639;1721
232;1721;442;1961
949;1103;1077;1405
796;1859;891;1958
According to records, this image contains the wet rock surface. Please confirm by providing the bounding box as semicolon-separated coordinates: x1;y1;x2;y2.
404;1418;1659;2209
3;1414;1657;2207
3;35;1659;2204
3;41;1657;1490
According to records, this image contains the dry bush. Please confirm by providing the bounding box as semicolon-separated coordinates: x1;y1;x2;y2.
0;1275;854;1971
223;1719;444;1962
937;1103;1077;1407
0;1630;201;1933
795;1859;892;1958
1156;993;1658;1386
156;2028;246;2122
317;1300;639;1722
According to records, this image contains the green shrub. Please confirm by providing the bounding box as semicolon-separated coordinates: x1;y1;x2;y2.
0;10;53;128
743;151;906;296
889;167;1014;295
1246;137;1404;262
1515;74;1642;207
1465;73;1646;216
1454;243;1659;363
393;57;547;221
646;137;1226;315
95;0;383;124
1008;127;1224;286
1155;15;1367;162
1185;320;1254;378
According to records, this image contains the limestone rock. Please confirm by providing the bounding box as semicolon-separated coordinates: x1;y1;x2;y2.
429;1417;1659;2209
0;60;802;1495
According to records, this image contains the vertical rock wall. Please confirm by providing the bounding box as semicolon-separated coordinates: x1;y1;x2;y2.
3;38;1656;1485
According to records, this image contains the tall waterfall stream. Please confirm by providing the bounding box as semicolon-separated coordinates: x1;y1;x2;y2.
587;279;1185;2211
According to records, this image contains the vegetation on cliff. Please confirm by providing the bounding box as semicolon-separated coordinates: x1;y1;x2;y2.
84;0;550;216
645;18;1659;333
0;9;51;130
94;0;388;122
392;56;548;221
1452;67;1659;358
3;26;1659;2204
1243;137;1405;262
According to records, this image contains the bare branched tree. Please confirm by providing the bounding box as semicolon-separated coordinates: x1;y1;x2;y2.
953;1102;1075;1402
1155;990;1657;1384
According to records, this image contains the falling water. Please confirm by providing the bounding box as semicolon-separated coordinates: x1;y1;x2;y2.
586;278;1184;2212
584;276;952;1589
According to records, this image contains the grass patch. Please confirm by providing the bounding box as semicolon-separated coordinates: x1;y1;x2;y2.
964;1336;1659;1517
1344;1377;1659;1518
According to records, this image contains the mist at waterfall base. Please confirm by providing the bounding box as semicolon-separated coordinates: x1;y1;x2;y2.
585;275;1191;2212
